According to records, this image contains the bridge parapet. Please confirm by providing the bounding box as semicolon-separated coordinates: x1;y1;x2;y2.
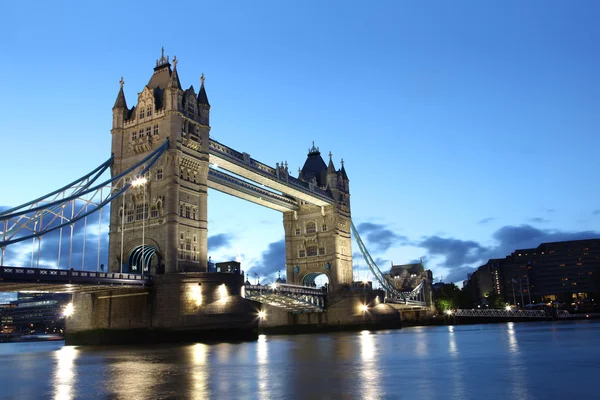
0;266;153;290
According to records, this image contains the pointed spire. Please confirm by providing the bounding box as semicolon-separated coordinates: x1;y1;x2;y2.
327;151;336;174
340;158;349;180
197;73;210;106
113;77;127;109
167;55;182;89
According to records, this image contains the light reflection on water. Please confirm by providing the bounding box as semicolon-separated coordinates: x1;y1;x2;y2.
1;321;600;399
53;346;77;400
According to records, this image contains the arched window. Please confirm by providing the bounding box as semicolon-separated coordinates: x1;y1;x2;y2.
306;222;316;234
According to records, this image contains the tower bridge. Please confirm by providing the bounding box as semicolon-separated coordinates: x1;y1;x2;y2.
0;50;428;344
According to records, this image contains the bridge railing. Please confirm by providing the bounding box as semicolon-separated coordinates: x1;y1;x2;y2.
0;266;153;285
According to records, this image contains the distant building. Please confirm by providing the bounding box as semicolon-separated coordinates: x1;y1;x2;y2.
0;293;71;334
469;238;600;306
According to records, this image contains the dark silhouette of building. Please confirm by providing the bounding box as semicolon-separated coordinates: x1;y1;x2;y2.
470;238;600;306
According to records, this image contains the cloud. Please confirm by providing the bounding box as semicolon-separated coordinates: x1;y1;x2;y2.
444;266;477;284
247;239;286;281
478;217;495;224
593;210;600;216
418;236;487;269
208;233;233;251
528;217;550;223
546;209;555;213
356;222;407;252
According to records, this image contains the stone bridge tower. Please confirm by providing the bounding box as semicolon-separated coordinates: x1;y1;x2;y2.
283;144;353;290
108;50;211;274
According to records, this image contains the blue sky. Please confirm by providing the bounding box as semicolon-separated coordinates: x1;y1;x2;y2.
1;1;600;302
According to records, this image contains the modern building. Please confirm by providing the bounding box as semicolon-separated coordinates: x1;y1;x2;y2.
0;293;71;334
470;238;600;306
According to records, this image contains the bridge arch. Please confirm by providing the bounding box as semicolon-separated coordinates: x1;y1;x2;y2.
126;244;161;274
302;272;331;291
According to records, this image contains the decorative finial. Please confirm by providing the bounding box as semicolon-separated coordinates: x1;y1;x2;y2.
119;77;124;89
161;47;165;58
172;55;178;68
328;151;332;161
341;158;345;167
200;73;205;85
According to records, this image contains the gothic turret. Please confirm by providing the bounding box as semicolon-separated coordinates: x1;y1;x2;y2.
198;73;210;126
112;77;128;129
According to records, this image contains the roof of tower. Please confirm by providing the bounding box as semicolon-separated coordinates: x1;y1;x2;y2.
148;48;173;89
112;77;127;109
300;142;328;187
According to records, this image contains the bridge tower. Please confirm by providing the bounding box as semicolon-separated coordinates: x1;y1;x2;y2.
108;49;211;274
283;144;353;290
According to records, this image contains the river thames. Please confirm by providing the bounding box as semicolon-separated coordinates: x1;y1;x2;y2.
0;320;598;399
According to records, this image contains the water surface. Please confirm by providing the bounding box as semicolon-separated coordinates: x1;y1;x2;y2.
1;320;598;399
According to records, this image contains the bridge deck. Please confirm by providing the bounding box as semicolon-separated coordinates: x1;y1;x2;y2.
0;266;153;293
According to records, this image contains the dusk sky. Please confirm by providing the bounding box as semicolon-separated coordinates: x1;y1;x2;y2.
1;1;599;302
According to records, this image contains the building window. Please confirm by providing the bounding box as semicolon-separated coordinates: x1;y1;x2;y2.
186;242;191;251
150;206;159;218
322;224;327;232
135;204;147;220
153;124;159;135
318;247;325;256
179;205;183;216
146;127;151;137
126;209;134;223
188;101;195;114
193;235;197;243
147;106;152;117
295;228;301;235
156;168;163;180
299;249;306;258
140;108;145;119
192;208;196;220
185;206;191;218
306;245;318;257
306;222;316;234
131;130;137;140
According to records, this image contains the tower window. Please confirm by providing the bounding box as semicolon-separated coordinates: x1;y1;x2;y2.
319;247;326;256
322;224;327;232
192;208;196;220
153;124;159;135
126;209;134;223
156;168;163;180
146;127;151;137
299;249;306;258
135;204;148;220
185;206;191;218
140;109;145;119
295;228;301;236
147;106;152;117
150;205;158;218
306;222;316;234
179;205;183;216
131;130;137;140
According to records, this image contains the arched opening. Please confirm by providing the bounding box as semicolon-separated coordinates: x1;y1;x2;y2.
302;272;330;291
126;245;160;274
